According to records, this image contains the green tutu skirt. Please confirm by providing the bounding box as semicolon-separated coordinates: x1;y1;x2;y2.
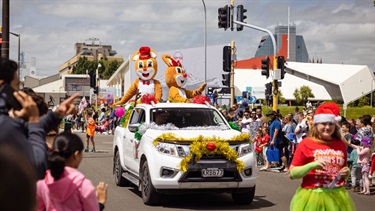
290;186;355;211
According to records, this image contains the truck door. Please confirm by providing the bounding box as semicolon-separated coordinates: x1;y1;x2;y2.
124;108;145;173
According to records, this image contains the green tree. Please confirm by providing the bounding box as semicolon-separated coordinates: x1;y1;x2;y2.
358;96;369;107
293;88;302;104
278;90;286;104
293;85;314;105
71;57;122;79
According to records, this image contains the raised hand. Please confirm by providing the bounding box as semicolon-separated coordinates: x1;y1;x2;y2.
54;93;79;118
96;182;109;205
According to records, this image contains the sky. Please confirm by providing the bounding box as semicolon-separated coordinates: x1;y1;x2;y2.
2;0;375;77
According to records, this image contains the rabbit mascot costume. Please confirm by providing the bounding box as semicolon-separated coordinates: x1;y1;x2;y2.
162;54;206;103
114;46;162;105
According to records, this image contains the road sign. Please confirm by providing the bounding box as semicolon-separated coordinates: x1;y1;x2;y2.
249;96;257;103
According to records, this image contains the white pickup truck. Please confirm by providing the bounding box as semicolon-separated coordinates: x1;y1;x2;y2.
113;103;257;205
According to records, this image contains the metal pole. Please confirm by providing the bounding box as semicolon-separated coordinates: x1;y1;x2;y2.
96;67;99;111
233;20;277;56
202;0;207;87
1;0;10;58
231;41;235;106
233;20;278;110
371;79;373;108
286;7;290;61
18;34;20;79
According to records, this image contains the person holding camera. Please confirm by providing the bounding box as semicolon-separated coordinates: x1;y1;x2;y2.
0;58;78;179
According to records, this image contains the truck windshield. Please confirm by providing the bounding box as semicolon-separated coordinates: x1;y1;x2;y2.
150;108;227;128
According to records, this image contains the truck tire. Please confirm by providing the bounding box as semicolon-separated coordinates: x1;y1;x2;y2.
231;186;256;205
114;151;130;186
141;161;161;205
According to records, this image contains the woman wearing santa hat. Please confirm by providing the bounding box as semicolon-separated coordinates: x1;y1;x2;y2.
289;102;355;210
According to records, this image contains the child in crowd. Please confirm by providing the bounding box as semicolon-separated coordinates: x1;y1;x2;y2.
341;122;354;158
352;137;372;195
260;127;270;171
97;117;110;134
86;110;97;152
348;139;362;192
254;129;265;166
289;102;354;210
36;132;108;211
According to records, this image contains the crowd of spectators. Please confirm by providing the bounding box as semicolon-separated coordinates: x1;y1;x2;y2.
216;100;375;195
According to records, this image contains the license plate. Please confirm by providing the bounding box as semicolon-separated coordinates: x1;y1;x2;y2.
201;168;224;177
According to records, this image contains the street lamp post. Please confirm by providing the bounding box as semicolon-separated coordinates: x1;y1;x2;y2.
9;32;20;81
371;79;374;108
202;0;207;91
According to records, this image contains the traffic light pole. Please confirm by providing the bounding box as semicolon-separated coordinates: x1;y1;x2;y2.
230;40;235;106
233;21;276;56
233;20;278;111
95;66;99;111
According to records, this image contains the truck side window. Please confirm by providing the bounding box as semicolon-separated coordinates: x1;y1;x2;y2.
129;108;145;124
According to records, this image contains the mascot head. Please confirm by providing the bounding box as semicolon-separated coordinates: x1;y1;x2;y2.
132;46;158;81
162;54;187;88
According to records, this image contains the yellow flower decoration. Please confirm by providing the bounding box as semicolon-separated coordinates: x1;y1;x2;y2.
153;133;250;173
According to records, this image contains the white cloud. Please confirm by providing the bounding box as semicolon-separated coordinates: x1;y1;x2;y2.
3;0;374;75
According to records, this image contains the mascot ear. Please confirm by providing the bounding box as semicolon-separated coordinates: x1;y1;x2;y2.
162;54;175;67
132;50;140;61
150;50;157;59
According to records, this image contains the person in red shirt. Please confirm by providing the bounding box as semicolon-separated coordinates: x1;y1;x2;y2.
260;127;270;171
254;129;264;166
289;102;355;210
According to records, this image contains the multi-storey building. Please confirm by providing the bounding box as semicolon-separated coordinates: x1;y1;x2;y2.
58;38;123;75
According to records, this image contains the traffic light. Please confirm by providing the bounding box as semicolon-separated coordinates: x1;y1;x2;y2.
261;56;270;79
277;56;286;79
236;5;247;31
223;45;231;72
93;86;99;94
218;5;231;30
265;82;272;96
90;73;96;88
222;73;230;87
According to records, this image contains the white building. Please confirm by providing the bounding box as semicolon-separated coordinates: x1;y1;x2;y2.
107;45;374;105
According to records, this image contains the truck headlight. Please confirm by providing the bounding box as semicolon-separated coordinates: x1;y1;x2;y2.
155;143;186;158
238;143;254;157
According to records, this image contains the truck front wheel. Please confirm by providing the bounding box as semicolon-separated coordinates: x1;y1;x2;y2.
114;150;130;186
141;161;161;205
231;186;256;205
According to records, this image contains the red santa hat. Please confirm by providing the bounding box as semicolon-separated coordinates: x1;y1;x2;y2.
138;46;151;60
313;102;342;124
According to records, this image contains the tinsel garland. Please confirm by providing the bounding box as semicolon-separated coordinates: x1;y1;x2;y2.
153;133;250;145
134;123;143;141
121;105;134;128
192;95;211;104
152;133;251;173
180;139;245;173
228;121;241;132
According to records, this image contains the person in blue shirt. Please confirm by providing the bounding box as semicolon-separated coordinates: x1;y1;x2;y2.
267;110;288;171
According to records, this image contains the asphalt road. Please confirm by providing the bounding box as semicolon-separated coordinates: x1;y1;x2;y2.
76;132;374;211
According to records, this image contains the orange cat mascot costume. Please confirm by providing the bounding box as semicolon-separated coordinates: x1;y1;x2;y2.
114;46;162;105
162;54;206;103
